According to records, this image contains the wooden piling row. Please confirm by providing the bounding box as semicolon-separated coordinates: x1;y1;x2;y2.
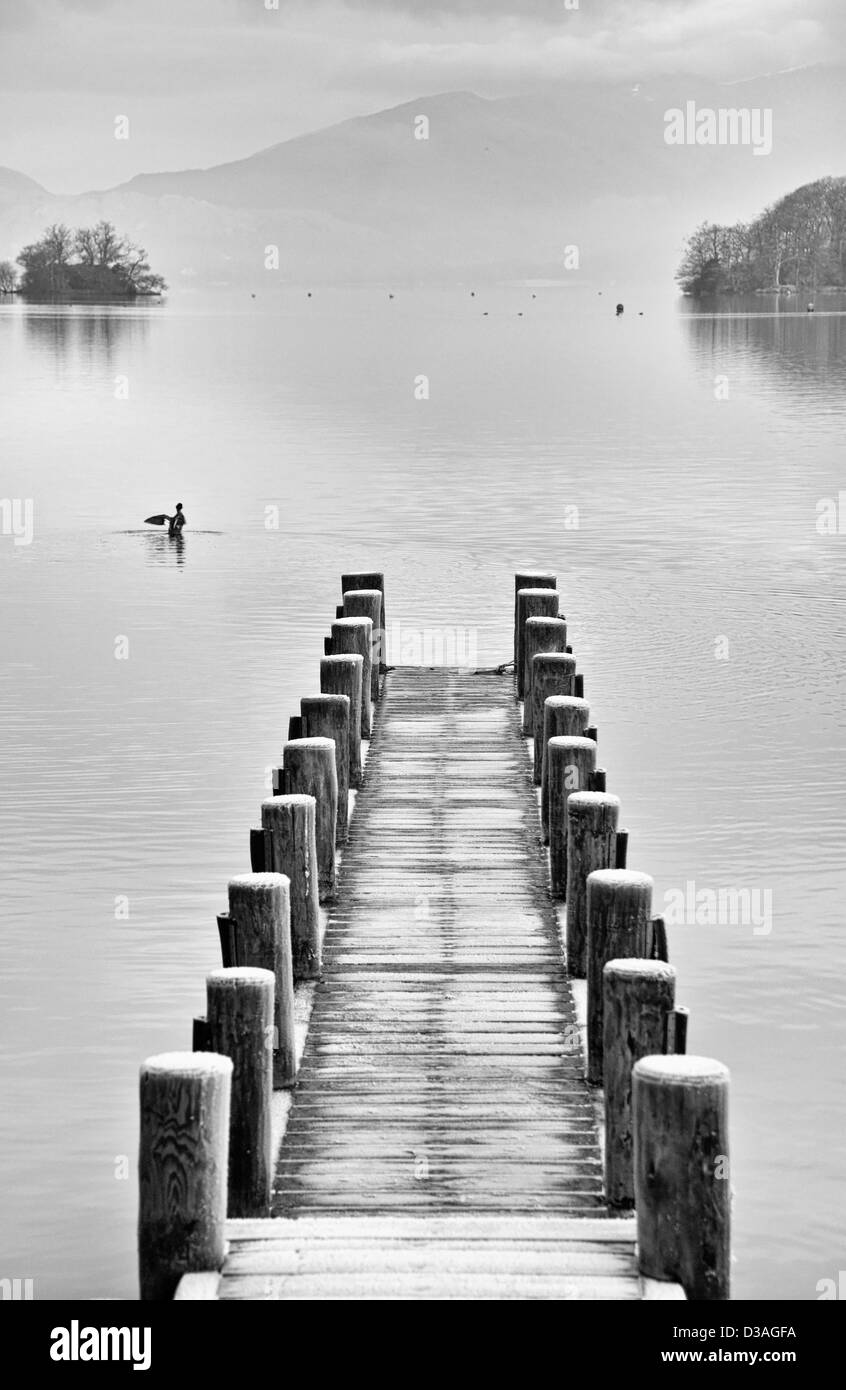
515;587;559;698
540;693;587;837
532;661;578;785
341;571;387;648
512;568;731;1300
522;617;567;734
513;571;556;674
138;569;387;1300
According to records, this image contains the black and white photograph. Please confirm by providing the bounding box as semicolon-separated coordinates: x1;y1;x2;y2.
1;0;845;1350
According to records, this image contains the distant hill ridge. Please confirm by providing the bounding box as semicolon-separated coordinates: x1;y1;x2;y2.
0;167;49;203
2;69;845;285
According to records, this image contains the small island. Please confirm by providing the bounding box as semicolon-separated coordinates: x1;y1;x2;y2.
677;175;846;297
1;220;167;300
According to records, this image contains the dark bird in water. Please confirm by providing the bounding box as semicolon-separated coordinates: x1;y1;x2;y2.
483;311;489;316
389;293;394;299
807;302;815;313
470;291;475;297
517;312;523;317
638;311;644;316
307;292;312;298
251;293;256;299
616;303;625;316
532;293;537;299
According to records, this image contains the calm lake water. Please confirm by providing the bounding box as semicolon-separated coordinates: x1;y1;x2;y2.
1;285;845;1300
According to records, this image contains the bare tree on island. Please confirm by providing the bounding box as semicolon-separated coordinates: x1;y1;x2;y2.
0;260;18;292
16;220;167;298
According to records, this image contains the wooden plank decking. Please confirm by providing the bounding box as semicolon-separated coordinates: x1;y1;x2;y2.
217;1216;644;1300
216;667;645;1300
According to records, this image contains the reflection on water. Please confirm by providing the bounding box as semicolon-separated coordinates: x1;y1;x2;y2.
23;306;150;366
679;293;846;390
142;531;187;566
1;289;845;1301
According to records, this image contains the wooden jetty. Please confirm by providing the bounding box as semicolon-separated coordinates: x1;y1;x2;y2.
137;572;730;1302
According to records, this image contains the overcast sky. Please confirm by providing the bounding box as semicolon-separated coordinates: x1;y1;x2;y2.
1;0;843;193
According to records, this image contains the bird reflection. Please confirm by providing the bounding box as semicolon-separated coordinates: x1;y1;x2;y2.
142;531;186;566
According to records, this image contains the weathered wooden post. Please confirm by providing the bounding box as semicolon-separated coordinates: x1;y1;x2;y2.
301;693;350;843
321;653;364;788
633;1055;731;1300
343;589;383;705
565;791;620;976
540;694;588;832
228;873;296;1087
280;737;338;902
217;911;239;968
603;959;676;1208
531;659;578;784
331;617;373;739
206;967;274;1219
651;915;669;963
138;1052;231;1300
547;735;596;897
515;588;559;699
513;571;556;672
586;869;653;1084
261;795;321;979
666;1006;689;1055
522;618;568;735
341;572;386;665
249;828;266;871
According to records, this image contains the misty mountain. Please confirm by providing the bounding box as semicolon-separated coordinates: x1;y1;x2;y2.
0;167;48;206
2;68;845;286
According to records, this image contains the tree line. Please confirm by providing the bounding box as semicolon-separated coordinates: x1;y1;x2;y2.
0;221;167;297
677;176;846;296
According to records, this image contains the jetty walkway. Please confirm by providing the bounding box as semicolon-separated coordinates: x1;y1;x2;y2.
137;573;729;1302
